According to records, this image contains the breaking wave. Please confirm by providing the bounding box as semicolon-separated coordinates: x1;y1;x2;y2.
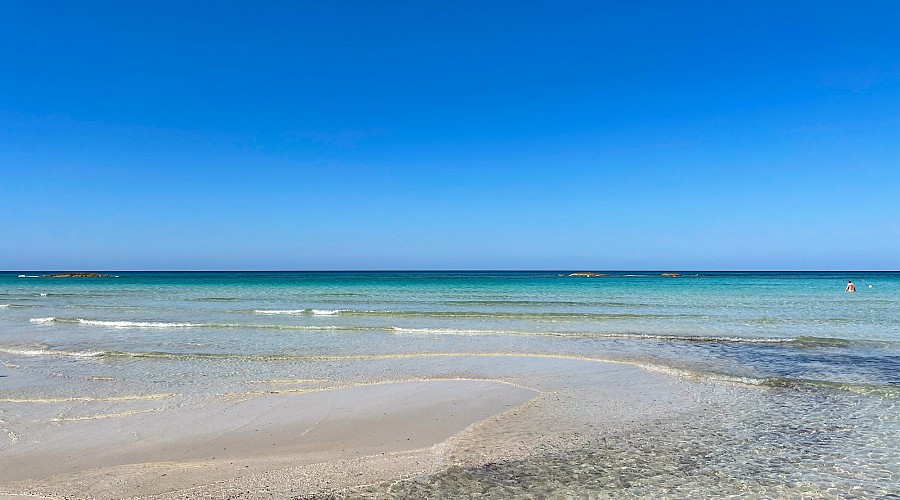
76;319;198;328
23;317;897;348
253;308;704;320
254;309;308;315
0;346;104;357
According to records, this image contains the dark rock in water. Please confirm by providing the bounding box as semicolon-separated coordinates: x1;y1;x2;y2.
568;272;609;277
41;273;111;278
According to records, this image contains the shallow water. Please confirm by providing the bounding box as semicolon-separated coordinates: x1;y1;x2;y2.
1;271;899;496
365;379;900;498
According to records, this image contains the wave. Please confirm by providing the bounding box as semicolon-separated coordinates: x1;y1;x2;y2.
440;300;643;307
0;347;309;361
29;317;201;328
41;292;113;298
391;327;512;336
254;308;702;320
625;362;900;396
189;297;241;302
581;332;799;343
3;346;896;398
50;408;164;421
0;304;8;308
0;393;175;403
254;309;308;315
388;328;816;344
389;329;900;348
76;319;198;328
24;316;894;348
361;309;693;320
793;336;853;346
254;308;351;316
0;346;105;357
1;292;115;299
63;304;144;311
760;377;900;397
790;336;900;348
27;316;387;332
311;309;348;315
580;333;897;348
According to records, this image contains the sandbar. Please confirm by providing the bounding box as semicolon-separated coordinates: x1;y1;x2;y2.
0;379;536;498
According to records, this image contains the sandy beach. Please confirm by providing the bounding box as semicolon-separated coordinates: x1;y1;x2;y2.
0;355;718;498
2;377;537;497
2;272;897;498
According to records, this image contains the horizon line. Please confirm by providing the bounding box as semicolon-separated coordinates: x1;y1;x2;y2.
3;269;898;273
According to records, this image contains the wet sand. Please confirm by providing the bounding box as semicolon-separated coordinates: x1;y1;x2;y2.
0;356;766;499
0;379;536;498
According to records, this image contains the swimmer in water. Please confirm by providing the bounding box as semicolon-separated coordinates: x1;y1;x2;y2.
846;280;856;293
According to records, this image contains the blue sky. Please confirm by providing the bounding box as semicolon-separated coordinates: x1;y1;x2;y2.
2;1;898;270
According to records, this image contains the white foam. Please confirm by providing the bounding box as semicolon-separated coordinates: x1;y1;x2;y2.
253;309;308;315
0;347;103;358
0;348;54;356
30;317;57;323
631;361;768;386
76;319;197;328
0;304;9;308
603;333;796;344
39;292;48;297
391;327;503;335
18;275;39;278
311;309;345;316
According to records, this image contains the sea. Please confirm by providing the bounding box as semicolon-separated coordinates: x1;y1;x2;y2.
1;271;898;497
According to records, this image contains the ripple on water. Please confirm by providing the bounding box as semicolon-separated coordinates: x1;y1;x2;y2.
347;385;900;499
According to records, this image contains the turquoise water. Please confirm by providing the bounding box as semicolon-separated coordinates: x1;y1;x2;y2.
2;271;898;387
1;271;899;496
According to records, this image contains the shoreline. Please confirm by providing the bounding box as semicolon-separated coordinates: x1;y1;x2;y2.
0;356;704;499
1;352;896;497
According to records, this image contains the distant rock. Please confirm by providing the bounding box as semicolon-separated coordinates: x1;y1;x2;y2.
661;273;682;277
568;272;609;277
41;273;111;278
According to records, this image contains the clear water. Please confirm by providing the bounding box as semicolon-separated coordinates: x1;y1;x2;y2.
1;271;898;497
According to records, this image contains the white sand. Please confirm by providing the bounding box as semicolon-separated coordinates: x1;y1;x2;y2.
0;379;536;498
0;355;718;499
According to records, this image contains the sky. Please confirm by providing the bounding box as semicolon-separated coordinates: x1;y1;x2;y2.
1;1;898;270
